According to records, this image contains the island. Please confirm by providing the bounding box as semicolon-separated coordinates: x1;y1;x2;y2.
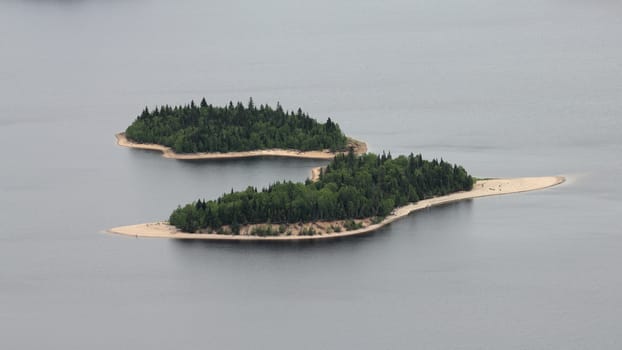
116;98;367;160
107;152;566;241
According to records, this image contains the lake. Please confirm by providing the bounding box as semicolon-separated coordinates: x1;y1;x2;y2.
1;0;621;348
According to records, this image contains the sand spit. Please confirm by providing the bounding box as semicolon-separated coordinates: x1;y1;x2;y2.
115;133;367;160
107;176;565;241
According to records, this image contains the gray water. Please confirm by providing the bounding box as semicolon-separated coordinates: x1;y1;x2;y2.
1;0;621;349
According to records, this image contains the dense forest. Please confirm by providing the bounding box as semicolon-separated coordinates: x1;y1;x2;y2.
169;152;474;234
124;98;349;153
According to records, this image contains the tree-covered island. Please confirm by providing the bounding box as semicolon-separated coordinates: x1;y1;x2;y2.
123;98;359;154
169;152;474;236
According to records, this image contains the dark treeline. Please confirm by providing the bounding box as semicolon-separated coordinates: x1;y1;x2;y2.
169;152;474;233
125;98;348;153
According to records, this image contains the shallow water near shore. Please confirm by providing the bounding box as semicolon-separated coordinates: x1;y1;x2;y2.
1;0;622;349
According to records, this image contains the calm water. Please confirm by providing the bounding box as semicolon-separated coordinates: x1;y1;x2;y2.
1;0;621;349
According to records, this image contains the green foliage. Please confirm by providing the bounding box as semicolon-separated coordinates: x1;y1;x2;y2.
124;99;349;153
169;152;473;234
250;225;278;236
230;222;241;235
299;227;317;236
370;216;385;225
343;220;363;231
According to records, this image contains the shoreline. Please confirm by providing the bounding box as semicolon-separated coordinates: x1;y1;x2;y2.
115;132;367;160
107;176;566;241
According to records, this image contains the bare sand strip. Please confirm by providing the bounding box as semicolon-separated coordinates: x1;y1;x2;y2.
107;176;565;241
310;166;323;182
116;133;367;160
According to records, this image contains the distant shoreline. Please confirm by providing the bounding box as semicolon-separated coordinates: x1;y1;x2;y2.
115;132;367;160
107;176;565;241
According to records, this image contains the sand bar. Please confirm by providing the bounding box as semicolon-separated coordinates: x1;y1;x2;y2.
107;176;565;241
116;132;367;160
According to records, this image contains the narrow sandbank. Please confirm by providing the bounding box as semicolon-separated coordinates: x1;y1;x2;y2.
116;132;367;160
107;176;565;241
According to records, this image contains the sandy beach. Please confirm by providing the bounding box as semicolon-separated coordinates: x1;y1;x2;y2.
116;132;367;160
107;176;565;241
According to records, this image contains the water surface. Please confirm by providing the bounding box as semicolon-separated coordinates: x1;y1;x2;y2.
1;0;621;349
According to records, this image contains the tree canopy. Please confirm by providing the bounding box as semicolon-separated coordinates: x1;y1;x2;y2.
169;152;474;234
124;98;349;153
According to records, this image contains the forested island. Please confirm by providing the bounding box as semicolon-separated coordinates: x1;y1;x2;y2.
168;151;474;236
122;98;362;155
110;101;565;240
